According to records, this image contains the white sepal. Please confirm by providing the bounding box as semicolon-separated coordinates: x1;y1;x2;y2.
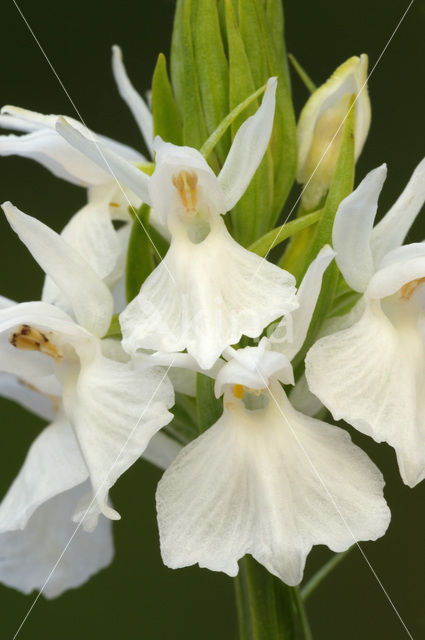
0;106;143;186
218;77;277;211
112;45;153;155
332;165;387;292
3;202;114;337
270;245;335;360
371;157;425;264
56;117;152;205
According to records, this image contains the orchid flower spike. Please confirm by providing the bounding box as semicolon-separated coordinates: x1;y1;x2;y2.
306;158;425;487
0;46;153;302
297;55;371;210
0;202;175;548
156;247;390;584
56;78;298;369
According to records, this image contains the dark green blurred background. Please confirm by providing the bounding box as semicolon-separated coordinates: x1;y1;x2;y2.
0;0;424;638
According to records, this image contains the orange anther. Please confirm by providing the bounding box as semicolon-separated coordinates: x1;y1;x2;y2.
172;169;198;212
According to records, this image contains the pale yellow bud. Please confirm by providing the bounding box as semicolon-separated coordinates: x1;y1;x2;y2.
297;55;371;210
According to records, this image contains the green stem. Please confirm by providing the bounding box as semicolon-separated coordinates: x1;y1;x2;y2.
301;547;354;601
293;589;313;639
234;556;302;640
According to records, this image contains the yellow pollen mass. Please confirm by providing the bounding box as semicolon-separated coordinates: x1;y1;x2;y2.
233;384;244;399
400;277;425;300
10;324;62;361
172;169;198;212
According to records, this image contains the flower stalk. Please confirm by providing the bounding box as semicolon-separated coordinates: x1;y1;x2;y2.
234;556;299;640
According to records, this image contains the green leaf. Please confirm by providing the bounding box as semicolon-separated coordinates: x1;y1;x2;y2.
125;204;156;303
196;373;223;433
170;0;186;113
200;83;267;160
249;0;297;221
264;0;286;64
193;0;230;165
238;0;269;89
248;209;321;257
291;98;356;372
152;53;183;145
171;0;214;162
225;0;274;246
103;314;122;339
234;556;300;640
288;53;316;94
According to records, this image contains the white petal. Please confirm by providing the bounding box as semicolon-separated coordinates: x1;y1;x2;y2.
143;431;182;470
112;45;153;155
0;482;113;598
3;202;114;337
157;382;390;583
63;352;174;524
306;299;425;486
0;417;88;532
56;118;151;205
218;77;277;211
270;245;335;360
371;157;425;264
120;216;297;369
42;185;133;313
332;165;387;291
368;242;425;299
215;338;293;396
150;137;228;226
0;372;54;421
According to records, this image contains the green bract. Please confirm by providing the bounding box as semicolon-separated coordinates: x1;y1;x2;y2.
167;0;296;246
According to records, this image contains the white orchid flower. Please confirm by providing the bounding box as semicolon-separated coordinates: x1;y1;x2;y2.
0;202;175;537
155;246;390;585
0;46;153;303
0;362;179;598
306;158;425;487
56;78;298;369
297;55;371;210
